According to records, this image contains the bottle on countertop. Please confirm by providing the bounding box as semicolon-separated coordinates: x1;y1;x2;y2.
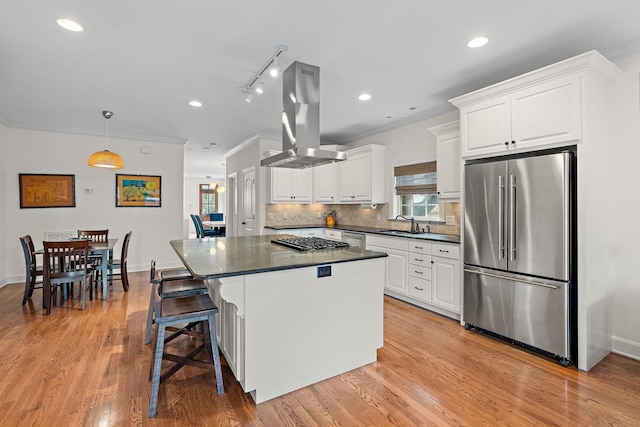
326;210;336;227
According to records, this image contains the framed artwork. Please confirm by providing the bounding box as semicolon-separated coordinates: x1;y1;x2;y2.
115;174;161;207
19;174;76;208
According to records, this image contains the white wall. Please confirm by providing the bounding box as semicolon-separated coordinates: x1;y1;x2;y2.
3;127;185;285
609;52;640;359
0;122;8;286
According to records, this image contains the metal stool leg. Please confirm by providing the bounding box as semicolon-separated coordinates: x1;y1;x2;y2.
145;282;158;344
149;323;166;417
205;314;224;395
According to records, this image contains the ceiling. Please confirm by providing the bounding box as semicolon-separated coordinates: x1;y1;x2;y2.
2;1;640;179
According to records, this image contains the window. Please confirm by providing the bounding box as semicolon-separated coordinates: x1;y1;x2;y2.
199;184;219;215
394;161;441;221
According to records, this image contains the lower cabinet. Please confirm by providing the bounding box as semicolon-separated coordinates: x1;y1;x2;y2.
431;243;460;313
367;234;460;319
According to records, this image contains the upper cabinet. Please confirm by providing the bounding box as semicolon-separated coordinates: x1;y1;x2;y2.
450;51;621;159
313;162;337;203
337;145;387;203
429;121;460;199
270;168;313;203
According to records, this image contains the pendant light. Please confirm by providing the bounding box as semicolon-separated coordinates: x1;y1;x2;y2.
209;181;226;193
88;111;125;169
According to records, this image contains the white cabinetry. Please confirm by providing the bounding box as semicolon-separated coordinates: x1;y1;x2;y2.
430;242;460;313
337;145;386;203
270;168;313;203
429;121;461;199
366;234;409;295
313;162;337;203
452;62;588;158
367;233;460;319
407;240;432;303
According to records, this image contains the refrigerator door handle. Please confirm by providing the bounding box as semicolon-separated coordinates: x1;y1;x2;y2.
463;268;559;289
509;174;517;261
498;175;505;260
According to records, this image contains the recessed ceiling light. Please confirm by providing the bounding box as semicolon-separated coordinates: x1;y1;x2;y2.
57;18;84;32
467;36;489;48
189;100;203;107
358;93;372;101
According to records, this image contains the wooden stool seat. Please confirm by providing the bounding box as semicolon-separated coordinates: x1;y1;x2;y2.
159;267;192;281
148;293;224;417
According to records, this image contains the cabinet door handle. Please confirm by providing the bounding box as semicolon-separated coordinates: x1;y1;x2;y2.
439;249;449;253
415;258;423;262
414;270;423;275
511;140;516;144
414;286;424;291
414;246;423;250
504;141;509;146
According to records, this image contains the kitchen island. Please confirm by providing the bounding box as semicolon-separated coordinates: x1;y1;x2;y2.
170;235;387;404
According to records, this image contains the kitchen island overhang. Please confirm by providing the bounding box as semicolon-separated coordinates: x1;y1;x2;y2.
169;235;388;404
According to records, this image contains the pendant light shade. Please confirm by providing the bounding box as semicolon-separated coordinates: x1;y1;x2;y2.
88;111;124;169
87;150;125;168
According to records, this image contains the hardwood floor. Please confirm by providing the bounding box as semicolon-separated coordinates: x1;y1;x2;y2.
2;271;640;426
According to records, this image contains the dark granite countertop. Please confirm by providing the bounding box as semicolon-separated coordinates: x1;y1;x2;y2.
170;235;388;280
264;224;461;244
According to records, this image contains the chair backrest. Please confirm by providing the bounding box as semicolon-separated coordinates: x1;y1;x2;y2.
120;231;132;288
19;235;36;272
78;229;109;242
150;260;159;284
190;214;204;238
210;213;224;221
43;240;91;283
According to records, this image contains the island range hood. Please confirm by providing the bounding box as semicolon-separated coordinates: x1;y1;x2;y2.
261;61;347;169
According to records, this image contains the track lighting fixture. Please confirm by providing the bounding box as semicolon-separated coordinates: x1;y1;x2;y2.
241;43;288;102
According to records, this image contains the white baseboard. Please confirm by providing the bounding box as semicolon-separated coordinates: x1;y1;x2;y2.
612;336;640;361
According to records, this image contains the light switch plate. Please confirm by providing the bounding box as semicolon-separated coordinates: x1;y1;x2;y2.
446;215;456;226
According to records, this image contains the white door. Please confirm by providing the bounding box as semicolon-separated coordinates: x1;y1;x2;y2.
242;166;256;236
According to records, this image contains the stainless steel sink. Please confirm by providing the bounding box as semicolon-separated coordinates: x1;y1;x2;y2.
374;229;460;243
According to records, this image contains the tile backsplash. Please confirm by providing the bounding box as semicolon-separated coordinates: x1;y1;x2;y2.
265;202;460;236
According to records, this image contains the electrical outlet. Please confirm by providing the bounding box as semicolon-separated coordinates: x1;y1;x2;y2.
317;212;321;219
376;214;381;221
283;212;288;220
269;213;274;220
446;215;456;226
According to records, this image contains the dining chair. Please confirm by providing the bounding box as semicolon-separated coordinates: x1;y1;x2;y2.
19;235;44;306
43;240;95;314
78;229;109;285
108;231;132;292
209;213;224;221
191;214;216;238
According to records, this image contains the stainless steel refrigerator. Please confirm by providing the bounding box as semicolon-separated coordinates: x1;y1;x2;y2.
463;150;575;365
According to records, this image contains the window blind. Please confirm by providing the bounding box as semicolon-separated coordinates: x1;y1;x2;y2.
394;161;437;195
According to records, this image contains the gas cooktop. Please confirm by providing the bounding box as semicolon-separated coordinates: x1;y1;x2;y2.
271;237;350;251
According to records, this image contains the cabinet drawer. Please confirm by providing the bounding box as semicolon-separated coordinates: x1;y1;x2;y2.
409;265;432;281
431;243;459;260
367;234;409;251
408;276;432;303
409;240;431;254
408;253;432;268
324;229;342;241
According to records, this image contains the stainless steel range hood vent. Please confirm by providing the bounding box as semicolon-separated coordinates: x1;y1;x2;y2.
261;61;347;168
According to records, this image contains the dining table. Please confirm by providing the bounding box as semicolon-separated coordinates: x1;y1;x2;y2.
202;220;225;230
36;238;119;302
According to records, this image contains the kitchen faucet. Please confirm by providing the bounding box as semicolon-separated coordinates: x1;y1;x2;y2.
395;215;421;233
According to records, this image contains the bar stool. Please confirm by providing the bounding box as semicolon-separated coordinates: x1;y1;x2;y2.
148;293;224;417
145;261;207;344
